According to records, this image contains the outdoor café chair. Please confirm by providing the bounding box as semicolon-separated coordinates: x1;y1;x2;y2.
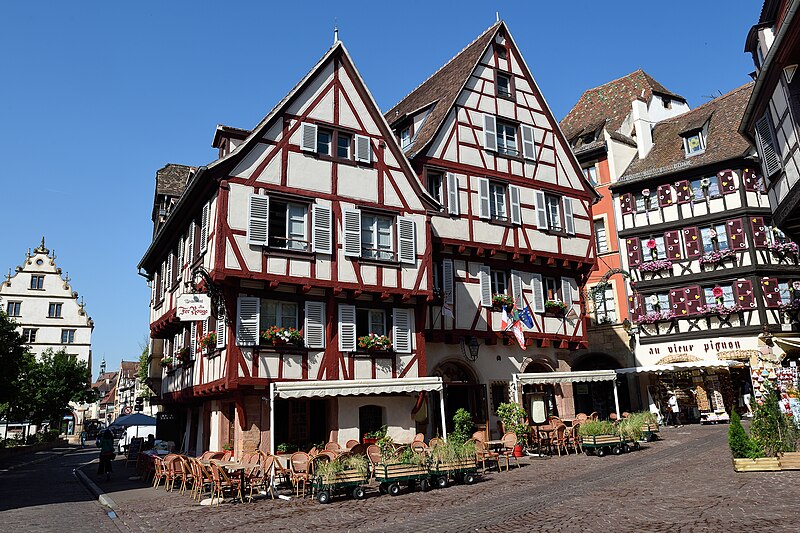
499;432;520;470
569;423;582;454
189;458;213;501
324;442;341;453
428;437;444;449
366;445;381;481
152;455;167;489
345;439;360;449
413;433;425;443
289;452;311;498
472;438;499;472
209;462;243;506
552;424;569;456
472;430;486;443
221;450;233;462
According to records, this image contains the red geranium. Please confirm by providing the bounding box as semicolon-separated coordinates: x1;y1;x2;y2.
712;286;724;298
646;239;657;249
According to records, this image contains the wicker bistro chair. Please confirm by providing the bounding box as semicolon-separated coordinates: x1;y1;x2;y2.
413;433;425;443
410;441;428;455
151;455;167;489
428;437;444;449
189;458;214;501
472;430;487;443
162;454;182;491
221;450;234;462
177;456;196;495
349;443;366;456
472;438;500;472
552;424;569;456
209;462;243;507
289;452;311;498
366;445;381;481
499;432;520;470
575;413;588;424
569;423;582;454
324;442;341;453
345;439;360;449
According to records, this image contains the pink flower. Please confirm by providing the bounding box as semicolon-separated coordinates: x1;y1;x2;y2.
712;286;724;298
646;239;657;249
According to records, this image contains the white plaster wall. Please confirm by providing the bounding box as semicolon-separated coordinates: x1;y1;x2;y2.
337;396;417;444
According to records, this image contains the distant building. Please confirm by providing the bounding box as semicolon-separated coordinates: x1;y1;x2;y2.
741;0;800;241
114;360;158;419
88;366;118;425
561;70;690;414
0;238;94;434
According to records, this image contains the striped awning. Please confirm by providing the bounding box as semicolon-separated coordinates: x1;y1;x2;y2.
514;370;617;385
272;377;443;399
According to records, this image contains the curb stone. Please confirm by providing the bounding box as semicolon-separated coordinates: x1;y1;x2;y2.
75;463;120;511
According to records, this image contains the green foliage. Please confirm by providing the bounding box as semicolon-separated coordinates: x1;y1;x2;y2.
449;408;473;445
578;420;616;437
430;439;476;464
617;417;644;441
0;311;32;410
364;425;387;439
728;410;761;459
315;454;369;482
750;385;797;457
276;442;297;453
496;402;528;443
138;344;149;382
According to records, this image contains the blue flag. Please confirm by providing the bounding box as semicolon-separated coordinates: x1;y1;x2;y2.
518;306;534;329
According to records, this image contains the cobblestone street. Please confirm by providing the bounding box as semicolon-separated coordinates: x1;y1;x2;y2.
105;425;800;532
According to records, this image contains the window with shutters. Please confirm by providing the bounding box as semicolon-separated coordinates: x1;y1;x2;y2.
426;170;444;205
303;123;359;163
260;300;298;331
777;281;800;304
592;286;617;325
690;176;721;201
489;182;508;221
683;130;705;156
356;309;386;337
400;126;412;148
496;71;513;99
544;277;558;301
634;193;658;213
491;270;508;296
700;223;730;253
644;293;670;313
594;219;608;253
317;128;332;156
583;165;598;185
755;112;781;176
496;120;519;157
766;225;788;245
361;213;394;261
337;133;352;159
269;199;309;251
642;235;666;262
545;194;562;232
702;285;735;307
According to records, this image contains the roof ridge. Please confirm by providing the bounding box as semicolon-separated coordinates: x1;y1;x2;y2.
653;82;754;126
386;21;500;117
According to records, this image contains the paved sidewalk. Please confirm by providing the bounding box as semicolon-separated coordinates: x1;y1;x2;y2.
102;425;800;532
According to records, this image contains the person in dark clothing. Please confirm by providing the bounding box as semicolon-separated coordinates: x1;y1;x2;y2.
96;429;115;480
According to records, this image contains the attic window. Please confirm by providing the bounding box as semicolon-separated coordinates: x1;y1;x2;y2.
683;130;705;157
662;97;672;109
495;44;508;60
400;127;411;148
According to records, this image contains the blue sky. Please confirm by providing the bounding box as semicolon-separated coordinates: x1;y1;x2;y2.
0;1;759;379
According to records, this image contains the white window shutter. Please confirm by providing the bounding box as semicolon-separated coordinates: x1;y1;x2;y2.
311;204;333;254
755;114;781;176
442;259;454;305
478;177;491;220
509;185;522;225
398;217;416;264
446;173;460;215
200;202;209;253
188;222;195;262
177;235;184;282
521;124;536;160
561;278;572;305
511;270;523;309
338;304;356;352
247;194;270;246
479;265;492;307
236;296;260;346
563;197;575;235
165;254;173;290
216;304;226;349
342;208;362;257
354;135;372;163
534;190;548;230
392;308;412;354
531;274;545;313
483;114;497;151
304;301;326;349
300;122;317;152
190;321;197;359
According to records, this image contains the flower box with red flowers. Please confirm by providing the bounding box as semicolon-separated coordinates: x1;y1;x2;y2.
199;332;217;351
491;293;515;311
261;326;304;346
176;347;191;364
357;333;392;353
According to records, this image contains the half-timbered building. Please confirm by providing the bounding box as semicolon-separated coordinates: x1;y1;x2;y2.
610;82;800;421
386;21;599;432
741;0;800;241
138;41;440;454
561;71;690;416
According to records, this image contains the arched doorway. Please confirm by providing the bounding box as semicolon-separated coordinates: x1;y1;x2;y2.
431;360;487;434
521;360;559;420
572;354;628;419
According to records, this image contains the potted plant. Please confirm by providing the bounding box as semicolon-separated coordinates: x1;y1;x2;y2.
544;300;567;316
357;333;392;353
276;442;297;454
496;402;527;456
222;442;233;452
199;332;217;353
160;356;173;369
491;293;515;311
261;326;304;346
363;425;387;445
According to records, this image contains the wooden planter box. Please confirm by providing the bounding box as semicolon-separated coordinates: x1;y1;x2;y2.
374;462;429;483
315;469;368;488
430;458;477;475
779;452;800;470
732;457;781;472
582;434;622;446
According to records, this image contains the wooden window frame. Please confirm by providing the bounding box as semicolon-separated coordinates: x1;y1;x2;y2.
495;119;520;159
683;129;706;157
495;71;514;101
268;197;311;253
360;209;397;263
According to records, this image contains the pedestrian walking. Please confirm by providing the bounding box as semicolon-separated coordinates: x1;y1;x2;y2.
80;430;87;448
667;390;682;428
96;429;115;481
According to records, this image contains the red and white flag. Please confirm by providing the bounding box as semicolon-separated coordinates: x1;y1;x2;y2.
501;306;511;330
511;320;526;350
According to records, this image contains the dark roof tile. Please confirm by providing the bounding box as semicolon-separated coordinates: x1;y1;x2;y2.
155;164;195;197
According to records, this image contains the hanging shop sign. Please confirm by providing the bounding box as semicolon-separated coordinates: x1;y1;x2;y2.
176;293;211;321
639;337;759;366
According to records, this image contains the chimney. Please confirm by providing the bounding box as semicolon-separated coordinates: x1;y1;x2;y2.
631;99;653;159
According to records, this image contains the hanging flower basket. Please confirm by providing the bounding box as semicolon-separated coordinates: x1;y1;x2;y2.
639;259;672;273
261;326;304;346
358;333;392;352
769;241;799;257
491;293;515;310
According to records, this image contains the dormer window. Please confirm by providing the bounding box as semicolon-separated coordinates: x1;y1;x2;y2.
662;97;672;110
400;127;411;148
683;130;705;157
495;43;508;60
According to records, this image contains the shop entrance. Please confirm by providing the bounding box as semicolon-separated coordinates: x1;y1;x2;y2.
521;361;559;420
432;361;487;434
274;398;328;450
572;354;628;419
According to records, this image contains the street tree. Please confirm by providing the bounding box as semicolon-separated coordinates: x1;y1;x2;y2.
0;310;33;411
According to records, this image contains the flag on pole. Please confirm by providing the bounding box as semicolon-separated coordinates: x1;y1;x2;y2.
442;302;454;319
501;306;511;330
511;320;527;350
518;306;534;329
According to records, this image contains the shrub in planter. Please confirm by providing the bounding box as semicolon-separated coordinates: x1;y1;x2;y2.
617;417;644;442
750;385;798;457
544;300;567;314
578;420;616;437
728;410;761;459
449;408;473;445
429;439;476;465
496;402;528;442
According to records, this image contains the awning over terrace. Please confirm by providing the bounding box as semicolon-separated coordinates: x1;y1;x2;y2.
512;370;620;418
615;360;744;374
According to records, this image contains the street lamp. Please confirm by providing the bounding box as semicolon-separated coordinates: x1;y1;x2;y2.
460;336;480;361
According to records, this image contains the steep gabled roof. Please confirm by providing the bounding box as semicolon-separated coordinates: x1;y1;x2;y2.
384;22;501;159
618;83;754;185
560;69;686;145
